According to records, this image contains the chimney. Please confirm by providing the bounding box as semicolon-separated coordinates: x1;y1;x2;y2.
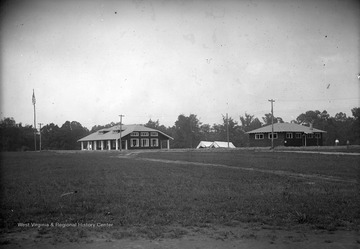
310;123;313;130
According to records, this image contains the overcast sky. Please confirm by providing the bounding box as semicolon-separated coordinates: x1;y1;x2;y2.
1;0;359;129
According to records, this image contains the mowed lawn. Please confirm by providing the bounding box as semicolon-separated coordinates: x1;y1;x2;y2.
0;150;359;235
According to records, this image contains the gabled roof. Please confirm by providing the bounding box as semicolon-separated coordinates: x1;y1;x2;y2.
210;141;236;148
78;124;173;142
246;122;326;134
196;141;213;149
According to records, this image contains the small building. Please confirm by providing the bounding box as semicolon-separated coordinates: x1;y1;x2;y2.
196;141;213;149
246;123;326;147
78;124;173;150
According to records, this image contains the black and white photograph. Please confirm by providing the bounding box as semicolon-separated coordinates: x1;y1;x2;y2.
1;0;359;248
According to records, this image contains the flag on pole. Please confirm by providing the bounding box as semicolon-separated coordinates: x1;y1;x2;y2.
32;89;36;105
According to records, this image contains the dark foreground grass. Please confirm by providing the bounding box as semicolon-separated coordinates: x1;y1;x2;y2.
0;151;359;237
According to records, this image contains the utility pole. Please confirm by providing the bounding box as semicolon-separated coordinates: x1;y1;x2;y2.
226;113;229;148
268;99;275;149
38;123;43;151
119;115;124;151
32;89;37;151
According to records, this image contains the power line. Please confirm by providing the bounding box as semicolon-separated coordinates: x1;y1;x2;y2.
32;89;36;151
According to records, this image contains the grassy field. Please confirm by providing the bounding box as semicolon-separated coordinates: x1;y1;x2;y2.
0;150;359;240
274;145;360;153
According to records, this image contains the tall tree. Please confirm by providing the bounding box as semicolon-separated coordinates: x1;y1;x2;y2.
0;118;35;151
41;123;61;150
239;113;262;146
334;112;347;122
295;109;359;145
199;123;215;141
57;121;89;150
173;114;201;148
90;122;116;133
211;115;246;147
295;110;329;127
145;119;168;134
240;113;262;132
1;118;19;151
262;113;284;125
350;107;360;144
145;119;160;129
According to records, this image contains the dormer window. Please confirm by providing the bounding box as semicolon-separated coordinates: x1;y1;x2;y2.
113;130;124;133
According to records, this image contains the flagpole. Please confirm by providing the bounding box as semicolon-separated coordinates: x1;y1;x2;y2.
32;89;37;151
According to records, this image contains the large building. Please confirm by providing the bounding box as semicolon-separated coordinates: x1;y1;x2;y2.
246;123;326;147
78;124;173;150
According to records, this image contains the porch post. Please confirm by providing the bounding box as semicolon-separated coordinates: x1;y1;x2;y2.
101;141;104;150
116;139;119;150
108;140;111;150
167;140;170;150
125;140;128;150
94;141;97;150
81;141;84;150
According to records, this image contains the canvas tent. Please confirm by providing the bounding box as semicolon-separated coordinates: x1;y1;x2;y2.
196;141;213;149
210;141;236;148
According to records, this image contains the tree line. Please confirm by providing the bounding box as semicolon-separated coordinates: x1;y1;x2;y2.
1;107;359;151
0;120;89;151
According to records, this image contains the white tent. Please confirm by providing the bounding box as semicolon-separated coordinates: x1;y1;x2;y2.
196;141;213;149
210;141;236;148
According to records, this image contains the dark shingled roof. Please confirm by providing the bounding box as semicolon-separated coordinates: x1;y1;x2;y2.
246;122;326;134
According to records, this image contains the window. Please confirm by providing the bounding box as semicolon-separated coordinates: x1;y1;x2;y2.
295;133;302;139
286;133;293;139
315;133;321;138
150;132;158;136
141;132;149;136
130;139;139;147
268;133;278;139
151;138;159;147
255;134;264;140
307;134;313;138
141;139;149;147
131;132;139;136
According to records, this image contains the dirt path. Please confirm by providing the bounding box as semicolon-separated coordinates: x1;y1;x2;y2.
134;157;358;184
1;225;359;249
